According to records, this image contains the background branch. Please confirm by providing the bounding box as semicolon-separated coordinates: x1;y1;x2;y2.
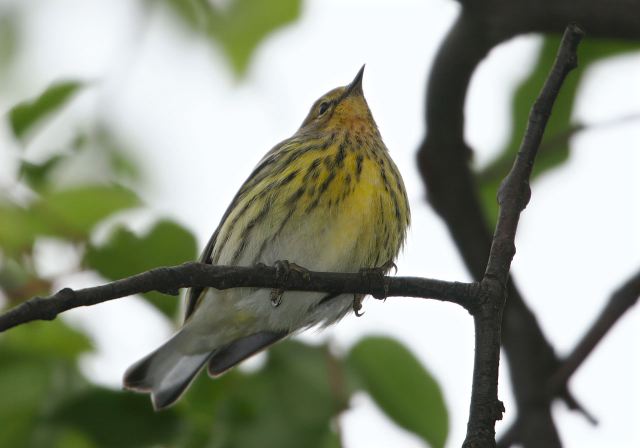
549;267;640;392
498;268;640;446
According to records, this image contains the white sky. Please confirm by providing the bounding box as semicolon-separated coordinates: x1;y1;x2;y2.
1;0;639;447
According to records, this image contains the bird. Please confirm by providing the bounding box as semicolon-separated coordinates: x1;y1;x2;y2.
123;66;410;410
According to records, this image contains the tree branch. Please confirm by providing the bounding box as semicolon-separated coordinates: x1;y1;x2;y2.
0;262;480;333
417;12;566;446
462;24;584;448
498;267;640;447
463;0;640;39
550;267;640;393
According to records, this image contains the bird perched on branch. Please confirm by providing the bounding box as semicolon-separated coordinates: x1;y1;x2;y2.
123;66;410;410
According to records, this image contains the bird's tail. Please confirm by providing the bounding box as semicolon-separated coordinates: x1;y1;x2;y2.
123;329;212;411
123;329;288;410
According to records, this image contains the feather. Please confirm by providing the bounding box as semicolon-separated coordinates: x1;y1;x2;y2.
208;331;287;377
123;330;212;410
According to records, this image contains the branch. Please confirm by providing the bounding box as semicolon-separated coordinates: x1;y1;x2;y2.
417;12;566;446
0;262;479;333
550;267;640;392
498;268;640;446
460;0;640;39
462;24;584;448
485;25;581;283
477;113;640;186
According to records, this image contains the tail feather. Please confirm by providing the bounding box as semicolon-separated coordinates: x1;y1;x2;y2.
150;352;210;410
123;330;288;410
123;331;212;410
208;331;287;377
122;351;156;392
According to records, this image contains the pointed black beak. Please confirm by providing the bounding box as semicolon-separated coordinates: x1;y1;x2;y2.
344;64;365;97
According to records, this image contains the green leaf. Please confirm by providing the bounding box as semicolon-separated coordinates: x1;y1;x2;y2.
265;341;349;422
18;129;142;193
0;257;32;295
0;357;52;413
477;37;640;220
0;338;89;448
348;336;448;448
52;429;98;448
85;220;197;317
0;201;50;254
208;0;301;75
0;320;92;359
318;428;342;448
0;185;138;254
178;340;346;448
50;388;181;448
9;81;84;141
166;0;301;76
165;0;208;29
19;155;68;192
0;360;52;448
30;185;140;240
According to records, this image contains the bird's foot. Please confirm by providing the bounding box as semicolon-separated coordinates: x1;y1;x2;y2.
377;259;398;275
359;259;396;301
270;260;310;307
352;294;365;317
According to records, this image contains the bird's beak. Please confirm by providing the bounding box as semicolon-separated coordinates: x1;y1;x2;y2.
344;65;365;98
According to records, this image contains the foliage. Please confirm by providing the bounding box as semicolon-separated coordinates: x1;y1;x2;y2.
86;220;197;317
476;37;640;221
348;337;448;448
165;0;301;77
9;81;84;142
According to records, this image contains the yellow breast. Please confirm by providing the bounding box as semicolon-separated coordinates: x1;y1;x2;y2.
212;131;410;273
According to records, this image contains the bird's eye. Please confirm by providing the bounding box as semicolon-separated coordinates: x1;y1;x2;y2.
318;101;330;116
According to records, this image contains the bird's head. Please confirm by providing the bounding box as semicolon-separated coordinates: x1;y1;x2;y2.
299;65;377;134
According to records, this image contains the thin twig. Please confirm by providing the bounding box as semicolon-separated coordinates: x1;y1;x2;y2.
498;268;640;446
0;262;480;333
477;112;640;186
550;268;640;391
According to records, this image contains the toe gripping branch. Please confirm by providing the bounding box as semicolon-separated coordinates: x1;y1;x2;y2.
356;260;398;317
267;259;397;318
269;260;311;307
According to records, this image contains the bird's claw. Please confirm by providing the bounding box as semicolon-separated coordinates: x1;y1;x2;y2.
379;259;398;275
270;260;310;307
270;288;284;307
352;294;364;317
359;259;396;301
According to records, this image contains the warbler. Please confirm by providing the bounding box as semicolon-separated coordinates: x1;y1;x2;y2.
123;66;410;410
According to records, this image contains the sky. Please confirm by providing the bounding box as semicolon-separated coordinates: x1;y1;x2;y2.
1;0;639;447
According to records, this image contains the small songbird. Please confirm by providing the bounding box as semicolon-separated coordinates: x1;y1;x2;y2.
123;66;410;410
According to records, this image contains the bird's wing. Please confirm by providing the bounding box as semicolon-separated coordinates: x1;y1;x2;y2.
183;228;219;319
184;138;298;320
